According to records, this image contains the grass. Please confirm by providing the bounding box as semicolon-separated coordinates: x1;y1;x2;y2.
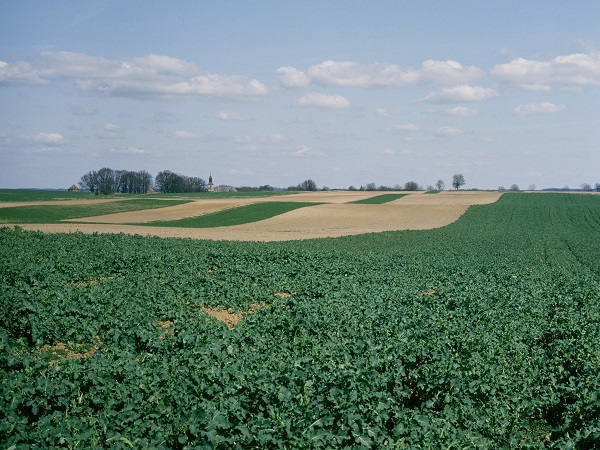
424;190;441;194
0;199;190;224
143;202;319;228
0;189;99;202
349;193;407;204
0;189;295;202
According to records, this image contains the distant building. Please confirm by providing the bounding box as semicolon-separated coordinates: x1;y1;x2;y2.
68;184;80;192
207;174;237;193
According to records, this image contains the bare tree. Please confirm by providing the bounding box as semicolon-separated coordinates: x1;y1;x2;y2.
435;179;445;190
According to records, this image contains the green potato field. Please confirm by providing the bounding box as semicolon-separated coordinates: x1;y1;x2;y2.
1;193;599;448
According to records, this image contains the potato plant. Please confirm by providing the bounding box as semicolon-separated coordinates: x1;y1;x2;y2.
1;193;599;448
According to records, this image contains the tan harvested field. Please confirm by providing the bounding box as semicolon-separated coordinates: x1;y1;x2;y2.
5;191;503;241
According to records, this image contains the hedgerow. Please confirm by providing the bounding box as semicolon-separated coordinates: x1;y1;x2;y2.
1;193;599;448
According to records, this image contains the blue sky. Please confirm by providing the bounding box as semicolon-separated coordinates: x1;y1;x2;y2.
1;1;599;190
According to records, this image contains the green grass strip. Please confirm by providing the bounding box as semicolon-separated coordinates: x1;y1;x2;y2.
349;193;407;204
0;199;190;224
144;201;319;228
0;189;100;202
424;190;441;194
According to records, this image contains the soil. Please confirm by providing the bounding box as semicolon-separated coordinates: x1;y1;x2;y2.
3;191;502;242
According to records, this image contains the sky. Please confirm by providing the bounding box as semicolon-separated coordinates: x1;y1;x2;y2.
1;1;599;190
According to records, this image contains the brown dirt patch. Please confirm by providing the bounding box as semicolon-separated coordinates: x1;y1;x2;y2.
39;336;103;366
201;303;265;329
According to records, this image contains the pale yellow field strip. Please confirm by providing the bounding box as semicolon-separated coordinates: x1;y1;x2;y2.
264;191;389;203
390;191;502;205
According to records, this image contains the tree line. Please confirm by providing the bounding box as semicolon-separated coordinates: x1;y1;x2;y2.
78;168;207;194
79;168;153;195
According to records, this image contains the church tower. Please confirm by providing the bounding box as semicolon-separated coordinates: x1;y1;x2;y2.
208;174;214;192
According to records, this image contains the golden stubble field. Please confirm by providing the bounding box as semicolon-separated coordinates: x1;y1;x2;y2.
5;191;503;241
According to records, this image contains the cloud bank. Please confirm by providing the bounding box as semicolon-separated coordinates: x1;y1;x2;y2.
0;51;268;100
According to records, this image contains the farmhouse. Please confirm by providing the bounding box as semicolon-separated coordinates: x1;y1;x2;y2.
68;184;80;193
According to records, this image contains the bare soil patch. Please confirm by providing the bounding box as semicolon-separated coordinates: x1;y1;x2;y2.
38;336;103;366
201;303;265;329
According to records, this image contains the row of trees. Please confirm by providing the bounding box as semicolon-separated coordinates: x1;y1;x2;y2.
78;169;471;195
79;168;153;195
154;170;206;193
287;179;318;191
348;175;466;192
79;168;206;194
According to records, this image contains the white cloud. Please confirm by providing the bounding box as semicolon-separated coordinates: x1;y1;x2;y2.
71;105;97;115
491;51;600;91
296;92;351;109
0;60;44;84
388;123;419;132
217;110;252;121
280;59;482;89
513;102;566;117
234;133;286;145
25;132;65;144
292;145;324;157
276;66;309;88
306;60;417;87
375;107;406;117
103;123;120;132
436;126;463;137
420;85;498;103
417;60;484;85
446;106;479;116
108;146;146;154
382;148;395;155
171;130;200;140
375;108;391;117
259;133;286;143
1;51;268;100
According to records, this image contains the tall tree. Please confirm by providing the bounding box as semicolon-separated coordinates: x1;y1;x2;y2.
435;179;445;190
452;174;466;190
79;170;99;194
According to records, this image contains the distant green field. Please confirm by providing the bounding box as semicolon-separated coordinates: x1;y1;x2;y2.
0;199;190;223
349;193;407;204
0;189;98;202
144;201;319;228
0;189;293;202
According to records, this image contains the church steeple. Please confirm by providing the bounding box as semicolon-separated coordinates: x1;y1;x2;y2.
209;173;213;184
